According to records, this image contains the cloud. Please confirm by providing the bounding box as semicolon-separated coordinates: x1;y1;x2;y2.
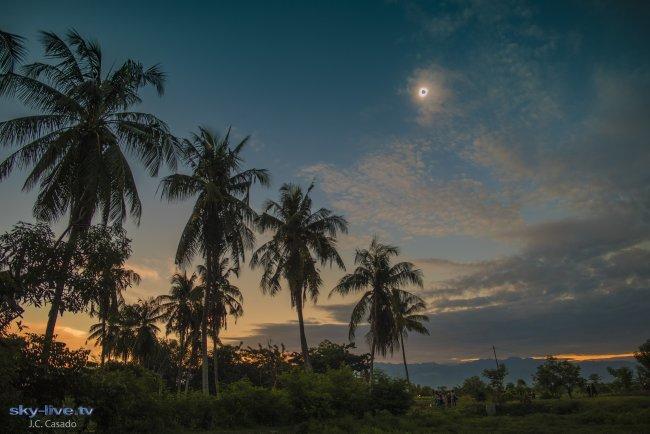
228;284;649;363
302;140;522;238
125;261;161;281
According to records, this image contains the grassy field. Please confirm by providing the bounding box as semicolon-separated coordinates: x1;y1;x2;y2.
186;395;650;433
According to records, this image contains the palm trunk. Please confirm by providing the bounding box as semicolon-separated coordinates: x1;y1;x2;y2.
201;249;213;395
212;322;219;396
294;289;312;371
369;291;378;385
400;331;410;384
100;317;107;366
200;286;210;395
176;330;187;393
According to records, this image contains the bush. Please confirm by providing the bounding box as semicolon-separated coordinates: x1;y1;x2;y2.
217;379;292;427
280;368;337;420
370;371;414;415
83;363;169;433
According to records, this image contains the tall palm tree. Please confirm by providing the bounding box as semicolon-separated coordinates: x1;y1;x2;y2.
251;183;347;370
160;127;268;394
330;238;423;381
157;269;203;391
131;298;164;366
88;265;140;365
391;289;429;384
0;30;176;358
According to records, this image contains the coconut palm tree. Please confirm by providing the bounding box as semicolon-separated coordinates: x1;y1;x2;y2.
87;265;140;365
88;311;121;363
114;302;137;362
199;258;243;395
160;127;268;394
0;30;177;358
131;298;164;366
391;289;429;384
330;237;423;381
157;269;203;390
251;183;347;370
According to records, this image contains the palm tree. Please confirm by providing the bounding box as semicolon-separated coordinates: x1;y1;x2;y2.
160;127;268;394
251;183;347;370
88;311;121;363
131;298;164;366
330;238;423;381
391;289;429;384
157;269;203;391
0;30;177;358
200;258;243;395
114;302;137;362
87;265;140;365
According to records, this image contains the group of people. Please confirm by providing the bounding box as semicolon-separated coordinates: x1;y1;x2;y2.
433;390;458;408
586;383;599;397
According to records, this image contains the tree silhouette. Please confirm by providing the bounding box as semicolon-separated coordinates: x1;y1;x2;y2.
0;30;176;358
331;237;422;381
252;183;347;370
160;127;268;394
391;289;428;384
157;269;203;391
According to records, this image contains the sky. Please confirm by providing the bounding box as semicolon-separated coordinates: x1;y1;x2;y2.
2;0;649;363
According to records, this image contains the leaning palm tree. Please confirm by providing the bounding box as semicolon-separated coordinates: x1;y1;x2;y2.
330;237;423;381
160;127;268;394
131;298;164;367
251;183;347;370
391;289;429;384
200;258;243;395
0;30;176;358
157;269;203;391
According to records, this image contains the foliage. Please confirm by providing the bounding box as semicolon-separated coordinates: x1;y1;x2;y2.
370;370;415;415
460;375;489;402
534;356;582;398
160;127;268;393
251;182;347;369
0;333;90;404
483;363;508;401
634;339;650;390
308;339;370;374
83;362;168;433
330;237;423;376
607;366;634;392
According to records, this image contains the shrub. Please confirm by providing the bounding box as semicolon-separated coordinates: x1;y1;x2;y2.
82;363;169;433
217;379;292;427
323;366;370;416
279;368;336;420
370;371;414;415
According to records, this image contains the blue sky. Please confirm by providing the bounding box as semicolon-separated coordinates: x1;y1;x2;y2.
2;0;649;362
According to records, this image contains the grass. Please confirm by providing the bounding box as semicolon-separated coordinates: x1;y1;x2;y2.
182;395;650;433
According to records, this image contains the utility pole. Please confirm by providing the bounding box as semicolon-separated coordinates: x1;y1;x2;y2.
492;345;500;370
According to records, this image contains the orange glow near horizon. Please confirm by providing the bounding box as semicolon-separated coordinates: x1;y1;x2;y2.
532;353;635;361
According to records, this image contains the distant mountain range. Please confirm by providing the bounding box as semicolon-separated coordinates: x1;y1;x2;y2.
376;357;637;388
